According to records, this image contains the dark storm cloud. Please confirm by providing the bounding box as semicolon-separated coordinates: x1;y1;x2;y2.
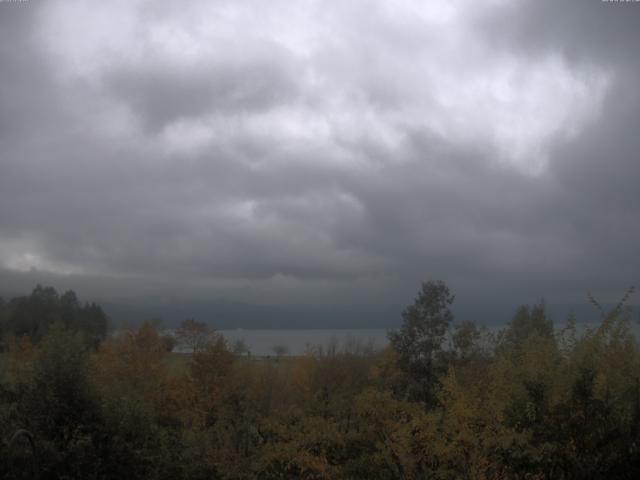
0;0;638;326
0;6;49;135
477;0;640;294
480;0;640;68
106;44;301;131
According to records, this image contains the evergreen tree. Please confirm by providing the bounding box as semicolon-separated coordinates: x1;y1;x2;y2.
388;280;454;405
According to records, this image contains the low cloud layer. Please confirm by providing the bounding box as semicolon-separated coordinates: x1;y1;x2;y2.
1;0;639;326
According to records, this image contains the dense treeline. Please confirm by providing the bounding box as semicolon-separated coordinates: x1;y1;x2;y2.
1;282;639;479
0;285;108;346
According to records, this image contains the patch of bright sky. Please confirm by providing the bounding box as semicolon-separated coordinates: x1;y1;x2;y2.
0;238;85;275
38;0;610;179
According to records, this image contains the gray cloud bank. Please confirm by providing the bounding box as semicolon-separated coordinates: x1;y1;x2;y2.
1;0;639;327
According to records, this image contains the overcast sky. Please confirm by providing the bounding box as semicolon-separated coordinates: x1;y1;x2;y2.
1;0;639;327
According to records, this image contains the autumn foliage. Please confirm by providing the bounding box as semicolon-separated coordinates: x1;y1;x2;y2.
1;283;640;479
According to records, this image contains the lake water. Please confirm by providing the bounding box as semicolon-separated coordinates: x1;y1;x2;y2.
173;321;640;357
217;329;389;356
